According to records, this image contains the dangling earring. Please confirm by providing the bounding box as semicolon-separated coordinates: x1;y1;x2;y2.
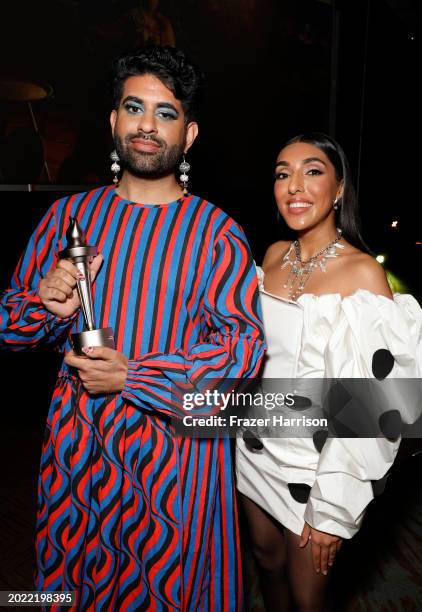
110;150;120;184
333;197;340;210
179;155;190;195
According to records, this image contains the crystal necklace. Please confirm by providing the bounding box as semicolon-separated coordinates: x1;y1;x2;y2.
281;229;344;300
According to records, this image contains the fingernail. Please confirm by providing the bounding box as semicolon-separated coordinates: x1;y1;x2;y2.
77;272;85;280
323;571;328;576
82;346;94;354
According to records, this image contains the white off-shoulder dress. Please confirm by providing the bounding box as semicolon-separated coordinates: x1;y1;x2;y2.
236;266;422;539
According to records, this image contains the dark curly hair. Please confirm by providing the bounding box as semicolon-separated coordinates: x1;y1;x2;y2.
111;45;204;122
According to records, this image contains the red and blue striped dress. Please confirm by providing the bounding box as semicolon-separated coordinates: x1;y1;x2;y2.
0;186;265;611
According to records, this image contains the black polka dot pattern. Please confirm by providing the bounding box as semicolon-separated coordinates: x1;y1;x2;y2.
330;419;358;437
379;410;402;440
288;483;311;504
313;430;329;453
372;349;395;380
322;382;359;436
290;395;312;410
322;382;352;418
371;473;390;497
242;429;264;452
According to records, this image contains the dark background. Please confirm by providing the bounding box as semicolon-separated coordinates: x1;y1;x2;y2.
0;0;338;424
0;0;420;291
1;0;421;607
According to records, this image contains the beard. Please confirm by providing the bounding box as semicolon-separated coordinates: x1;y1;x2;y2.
114;132;185;179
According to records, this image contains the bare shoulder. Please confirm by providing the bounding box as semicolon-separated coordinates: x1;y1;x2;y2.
340;249;393;299
262;240;291;268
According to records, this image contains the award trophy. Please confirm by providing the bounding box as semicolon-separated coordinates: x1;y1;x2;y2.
59;217;115;355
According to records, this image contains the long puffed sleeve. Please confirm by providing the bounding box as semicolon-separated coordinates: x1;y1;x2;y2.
0;200;77;350
304;290;422;538
122;222;266;419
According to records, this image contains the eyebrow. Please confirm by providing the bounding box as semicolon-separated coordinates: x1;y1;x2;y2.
122;96;179;114
275;156;327;168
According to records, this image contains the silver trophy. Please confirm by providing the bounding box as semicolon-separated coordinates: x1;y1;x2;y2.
59;217;115;355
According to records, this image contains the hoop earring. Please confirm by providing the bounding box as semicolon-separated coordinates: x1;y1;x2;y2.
179;155;190;195
110;150;120;184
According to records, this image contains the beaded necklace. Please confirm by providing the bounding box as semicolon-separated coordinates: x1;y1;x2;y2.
281;229;344;300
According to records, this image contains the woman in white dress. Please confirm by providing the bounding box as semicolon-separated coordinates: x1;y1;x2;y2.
236;133;422;611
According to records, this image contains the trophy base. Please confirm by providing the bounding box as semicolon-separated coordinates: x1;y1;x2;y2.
72;327;115;356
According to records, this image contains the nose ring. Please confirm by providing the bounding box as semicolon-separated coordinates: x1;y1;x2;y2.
137;131;152;141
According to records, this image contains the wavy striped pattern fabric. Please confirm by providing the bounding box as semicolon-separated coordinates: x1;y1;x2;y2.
0;186;265;611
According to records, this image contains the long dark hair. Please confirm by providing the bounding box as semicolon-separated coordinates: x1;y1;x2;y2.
282;132;369;252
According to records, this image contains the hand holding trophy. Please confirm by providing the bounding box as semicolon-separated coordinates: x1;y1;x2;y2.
59;217;115;355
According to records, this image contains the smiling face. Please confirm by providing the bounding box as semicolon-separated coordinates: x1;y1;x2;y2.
274;141;343;232
110;73;198;179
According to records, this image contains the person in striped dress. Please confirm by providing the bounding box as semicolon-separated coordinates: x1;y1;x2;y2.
0;46;265;610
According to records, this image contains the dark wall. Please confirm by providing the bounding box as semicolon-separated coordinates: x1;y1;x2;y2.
1;0;421;421
337;0;420;298
1;0;334;260
1;0;420;286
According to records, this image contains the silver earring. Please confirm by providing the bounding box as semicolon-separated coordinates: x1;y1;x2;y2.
179;155;190;195
333;197;340;210
110;150;120;184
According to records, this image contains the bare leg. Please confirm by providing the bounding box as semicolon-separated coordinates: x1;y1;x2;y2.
285;528;332;612
240;493;292;611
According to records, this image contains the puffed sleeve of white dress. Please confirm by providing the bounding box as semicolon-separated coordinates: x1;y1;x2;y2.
303;289;422;539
